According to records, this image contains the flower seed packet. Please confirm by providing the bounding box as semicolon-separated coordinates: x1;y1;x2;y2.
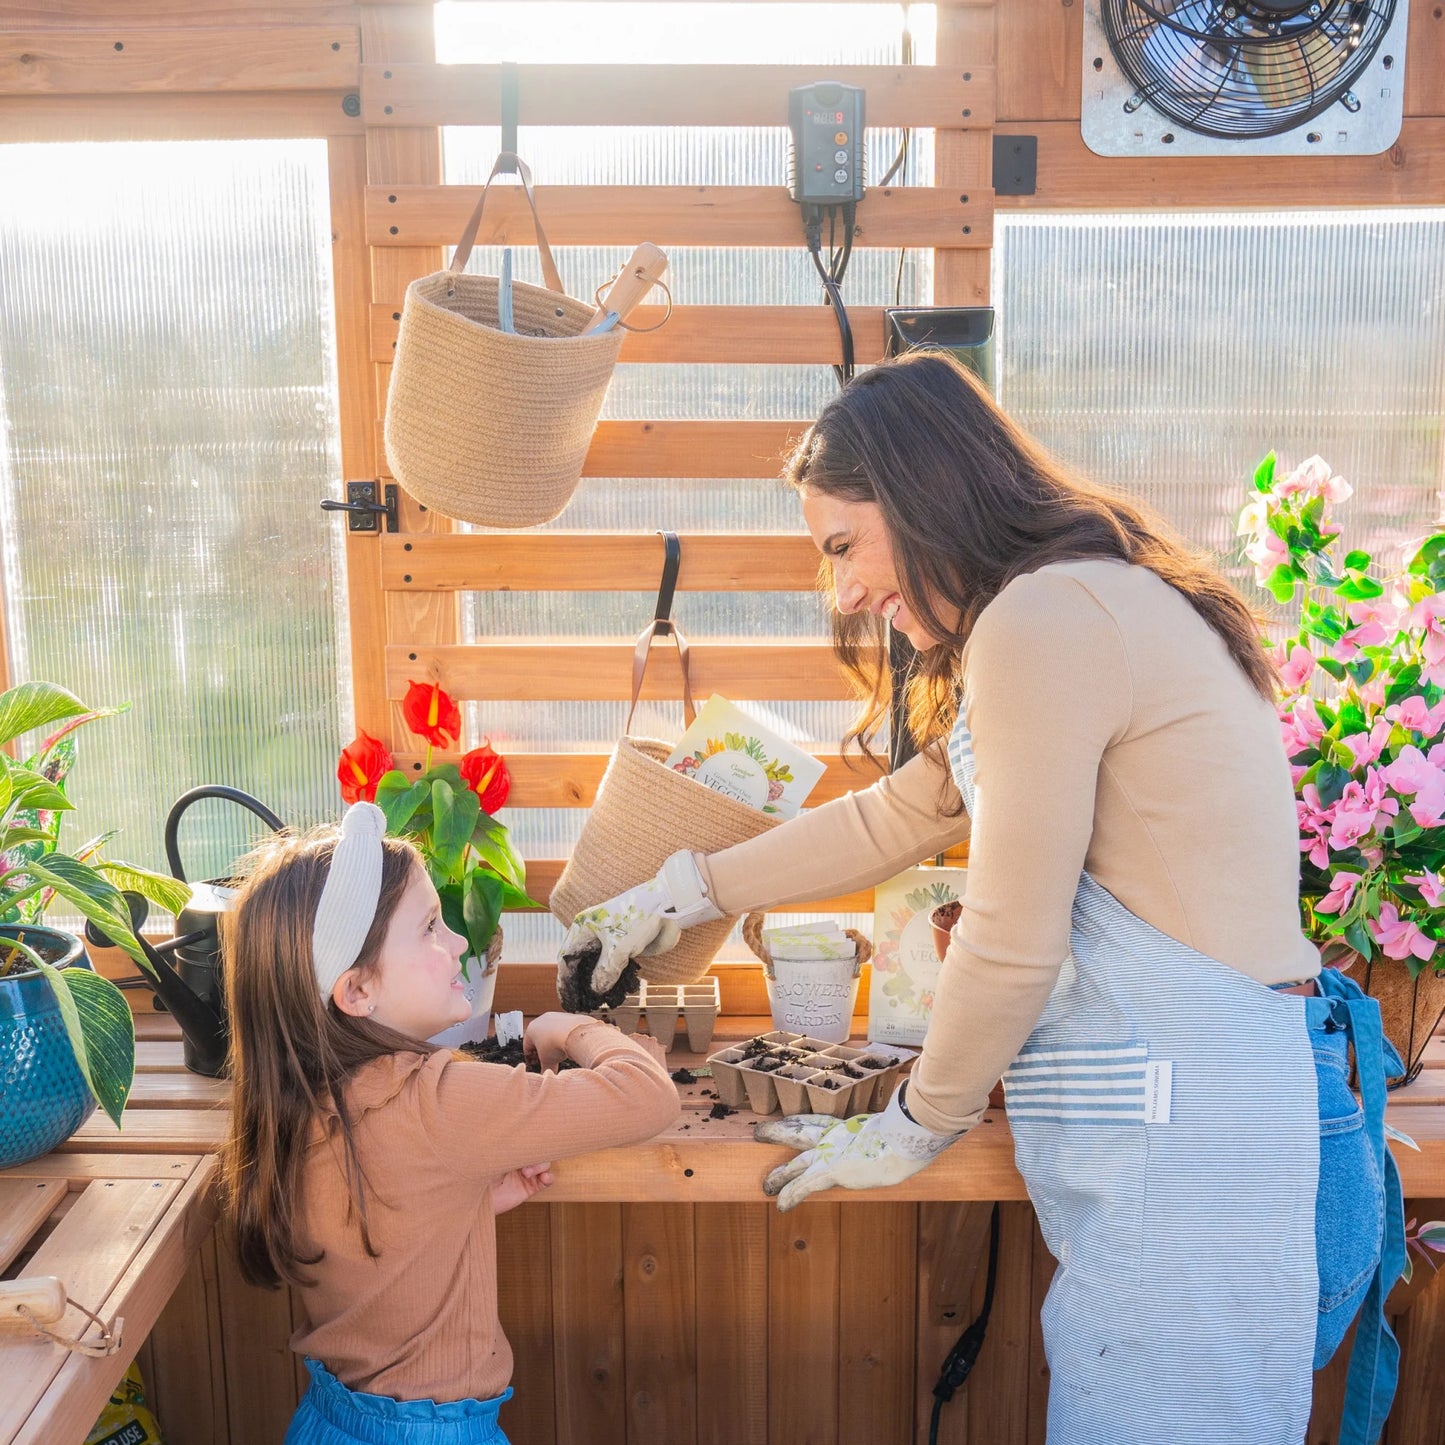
664;694;825;819
763;921;856;961
868;866;967;1046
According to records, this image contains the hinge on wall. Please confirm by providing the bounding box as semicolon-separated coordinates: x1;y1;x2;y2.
320;480;399;533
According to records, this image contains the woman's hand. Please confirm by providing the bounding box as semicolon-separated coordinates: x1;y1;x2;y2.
491;1163;553;1214
524;1012;591;1072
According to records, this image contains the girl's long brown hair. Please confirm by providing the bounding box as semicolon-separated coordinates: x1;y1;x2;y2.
784;351;1274;774
220;827;425;1289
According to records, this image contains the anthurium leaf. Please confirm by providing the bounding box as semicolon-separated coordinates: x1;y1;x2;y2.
1253;452;1277;494
467;820;525;891
463;870;504;960
36;958;135;1129
430;780;479;881
95;861;192;918
0;683;88;751
376;775;428;834
497;878;539;912
437;882;468;944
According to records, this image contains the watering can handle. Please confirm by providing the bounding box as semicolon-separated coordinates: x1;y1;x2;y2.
164;786;285;883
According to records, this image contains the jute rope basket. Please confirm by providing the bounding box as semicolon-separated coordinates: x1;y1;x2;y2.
550;738;783;984
382;154;623;528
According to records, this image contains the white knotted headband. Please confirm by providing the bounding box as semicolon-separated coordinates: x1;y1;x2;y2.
312;801;387;1001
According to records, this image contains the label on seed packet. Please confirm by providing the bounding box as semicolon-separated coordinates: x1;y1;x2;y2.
664;695;824;819
867;866;967;1046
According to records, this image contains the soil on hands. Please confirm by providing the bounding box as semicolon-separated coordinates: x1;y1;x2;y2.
459;1038;579;1073
558;938;641;1013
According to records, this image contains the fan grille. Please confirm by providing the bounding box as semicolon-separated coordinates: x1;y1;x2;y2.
1101;0;1397;139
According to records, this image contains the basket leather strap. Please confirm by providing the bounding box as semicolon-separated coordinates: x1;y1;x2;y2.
626;531;696;734
450;152;565;295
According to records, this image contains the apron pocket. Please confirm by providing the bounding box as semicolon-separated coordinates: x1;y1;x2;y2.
1005;1040;1149;1287
1312;1037;1384;1369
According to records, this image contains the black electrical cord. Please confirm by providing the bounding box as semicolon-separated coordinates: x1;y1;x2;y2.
804;202;856;386
928;1202;1001;1445
880;2;914;303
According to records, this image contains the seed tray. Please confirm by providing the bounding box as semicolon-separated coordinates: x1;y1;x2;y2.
706;1030;908;1117
591;976;720;1052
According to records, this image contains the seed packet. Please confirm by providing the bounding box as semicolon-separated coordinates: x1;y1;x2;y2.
762;921;856;961
867;866;967;1046
664;694;825;819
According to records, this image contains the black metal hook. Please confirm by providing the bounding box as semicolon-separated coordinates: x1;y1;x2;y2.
653;530;681;635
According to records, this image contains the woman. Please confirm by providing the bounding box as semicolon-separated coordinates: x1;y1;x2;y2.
560;352;1403;1444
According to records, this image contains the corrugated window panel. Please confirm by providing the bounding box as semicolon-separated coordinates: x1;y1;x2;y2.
435;2;937;67
996;211;1445;581
0;141;348;887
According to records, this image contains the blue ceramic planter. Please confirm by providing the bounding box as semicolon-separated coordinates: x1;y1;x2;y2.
0;926;97;1170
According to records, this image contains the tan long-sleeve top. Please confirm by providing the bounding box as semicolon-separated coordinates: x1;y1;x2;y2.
290;1021;679;1402
699;559;1318;1138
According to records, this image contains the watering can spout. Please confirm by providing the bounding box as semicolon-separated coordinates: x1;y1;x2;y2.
120;787;285;1078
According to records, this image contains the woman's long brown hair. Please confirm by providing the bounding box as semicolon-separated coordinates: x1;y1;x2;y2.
784;351;1274;775
220;827;426;1289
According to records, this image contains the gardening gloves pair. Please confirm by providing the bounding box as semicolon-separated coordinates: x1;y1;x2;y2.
755;1084;961;1211
557;849;723;1010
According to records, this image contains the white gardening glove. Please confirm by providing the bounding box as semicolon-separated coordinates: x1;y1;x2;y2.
755;1083;960;1212
558;850;724;1007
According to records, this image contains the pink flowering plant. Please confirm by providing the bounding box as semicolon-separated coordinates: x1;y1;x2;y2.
1239;452;1445;976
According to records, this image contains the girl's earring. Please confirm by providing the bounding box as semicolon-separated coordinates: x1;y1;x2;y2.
368;1004;376;1014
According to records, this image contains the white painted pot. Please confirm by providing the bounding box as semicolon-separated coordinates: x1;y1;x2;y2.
763;954;861;1045
428;948;501;1050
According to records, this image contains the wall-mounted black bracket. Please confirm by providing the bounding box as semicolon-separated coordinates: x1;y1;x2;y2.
992;134;1038;196
320;480;398;533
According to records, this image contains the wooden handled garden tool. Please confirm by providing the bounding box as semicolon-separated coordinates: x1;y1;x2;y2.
583;242;670;333
0;1275;123;1355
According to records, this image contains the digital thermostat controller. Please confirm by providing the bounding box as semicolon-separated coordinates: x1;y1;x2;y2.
788;82;866;206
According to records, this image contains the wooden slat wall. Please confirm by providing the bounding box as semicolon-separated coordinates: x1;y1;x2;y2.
344;3;999;934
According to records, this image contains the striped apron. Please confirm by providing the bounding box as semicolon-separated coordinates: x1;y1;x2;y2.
946;706;1403;1443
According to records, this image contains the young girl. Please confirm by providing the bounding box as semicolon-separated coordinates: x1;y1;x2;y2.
221;801;680;1444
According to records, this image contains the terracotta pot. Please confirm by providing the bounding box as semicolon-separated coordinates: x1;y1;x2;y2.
1351;953;1445;1089
930;900;962;962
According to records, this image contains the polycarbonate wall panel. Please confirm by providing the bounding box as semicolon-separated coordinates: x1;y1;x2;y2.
995;212;1445;581
0;141;348;887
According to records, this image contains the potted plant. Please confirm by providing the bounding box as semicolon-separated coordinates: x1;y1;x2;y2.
336;681;537;1046
1238;452;1445;1083
0;682;192;1168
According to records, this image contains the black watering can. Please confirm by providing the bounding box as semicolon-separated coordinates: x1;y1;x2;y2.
87;786;284;1078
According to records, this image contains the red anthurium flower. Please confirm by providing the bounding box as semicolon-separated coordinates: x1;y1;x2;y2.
337;731;394;804
459;741;511;814
402;680;461;750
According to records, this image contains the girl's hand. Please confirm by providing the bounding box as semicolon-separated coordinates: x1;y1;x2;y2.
524;1011;591;1071
492;1163;554;1214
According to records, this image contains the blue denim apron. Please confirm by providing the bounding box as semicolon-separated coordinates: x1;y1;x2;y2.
947;708;1404;1444
286;1359;513;1445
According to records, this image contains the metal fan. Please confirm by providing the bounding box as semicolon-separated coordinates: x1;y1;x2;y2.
1082;0;1409;156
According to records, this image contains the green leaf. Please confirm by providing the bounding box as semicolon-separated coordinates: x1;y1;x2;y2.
467;819;525;891
95;861;192;918
1344;918;1375;960
496;878;540;912
1314;762;1352;809
1344;550;1372;572
36;958;135;1129
375;775;428;834
1346;657;1376;687
1316;656;1347;681
1386;665;1423;706
0;683;88;751
5;767;74;816
1337;575;1385;602
22;855;148;971
463;870;504;960
1267;564;1299;604
430;780;479;882
1253;452;1277;494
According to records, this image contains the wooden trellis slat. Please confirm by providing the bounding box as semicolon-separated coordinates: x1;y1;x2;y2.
373;418;809;480
390;752;885;808
367;183;992;249
522;861;871;915
386;641;853;703
380;534;822;592
371;303;893;366
0;26;358;93
359;62;993;129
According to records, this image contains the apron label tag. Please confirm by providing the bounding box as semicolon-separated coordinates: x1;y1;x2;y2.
1144;1061;1173;1124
